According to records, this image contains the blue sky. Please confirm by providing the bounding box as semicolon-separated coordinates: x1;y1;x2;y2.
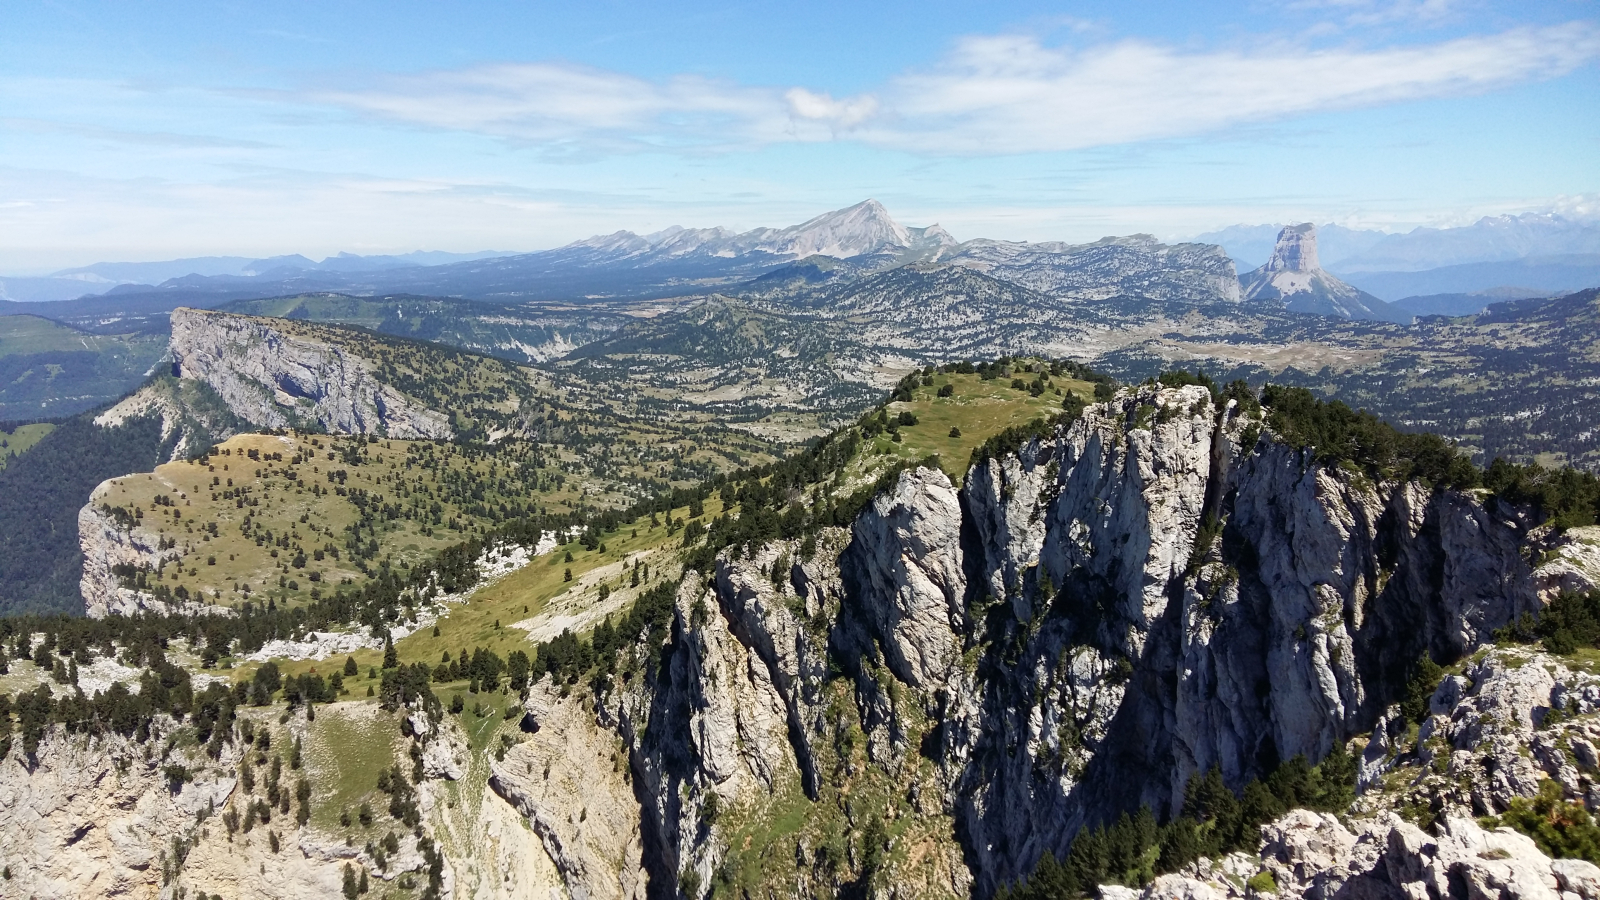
2;0;1597;271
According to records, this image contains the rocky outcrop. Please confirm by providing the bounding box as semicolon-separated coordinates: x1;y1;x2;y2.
169;307;453;438
1536;526;1600;599
608;383;1550;899
841;467;968;687
488;683;649;900
0;719;237;898
78;496;216;618
0;700;477;900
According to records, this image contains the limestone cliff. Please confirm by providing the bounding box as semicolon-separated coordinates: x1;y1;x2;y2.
604;383;1550;897
169;307;454;438
78;499;221;618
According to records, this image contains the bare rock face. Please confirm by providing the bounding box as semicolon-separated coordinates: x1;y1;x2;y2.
1535;526;1600;599
169;307;453;438
601;384;1550;898
489;682;649;900
841;467;968;687
0;721;236;898
78;494;219;618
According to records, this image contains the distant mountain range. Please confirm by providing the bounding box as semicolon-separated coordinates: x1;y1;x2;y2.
1;200;1240;309
0;249;516;303
9;202;1596;309
1197;213;1600;301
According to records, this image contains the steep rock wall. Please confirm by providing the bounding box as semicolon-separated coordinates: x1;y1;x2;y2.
0;719;237;898
169;308;453;439
616;384;1545;898
78;497;217;619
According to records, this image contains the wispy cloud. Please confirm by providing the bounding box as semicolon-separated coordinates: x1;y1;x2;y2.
311;62;839;152
307;22;1600;157
1289;0;1467;27
2;117;271;150
864;23;1600;153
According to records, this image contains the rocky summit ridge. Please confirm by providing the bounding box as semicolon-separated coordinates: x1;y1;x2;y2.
1241;224;1403;321
562;198;958;264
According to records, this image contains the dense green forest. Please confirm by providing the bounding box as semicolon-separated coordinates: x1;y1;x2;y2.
0;414;174;614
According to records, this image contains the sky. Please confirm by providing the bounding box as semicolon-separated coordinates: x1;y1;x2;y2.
1;0;1597;272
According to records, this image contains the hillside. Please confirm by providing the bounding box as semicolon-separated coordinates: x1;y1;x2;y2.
0;308;789;616
3;374;1600;900
220;293;630;364
0;314;169;419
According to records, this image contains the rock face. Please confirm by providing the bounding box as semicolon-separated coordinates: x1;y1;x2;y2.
0;719;237;898
0;701;481;900
1241;224;1402;321
78;496;217;618
488;682;650;900
169;307;454;438
607;384;1548;898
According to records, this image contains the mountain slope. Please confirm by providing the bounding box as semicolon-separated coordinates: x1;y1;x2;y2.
8;379;1597;899
946;234;1240;302
0;314;169;419
220;293;628;364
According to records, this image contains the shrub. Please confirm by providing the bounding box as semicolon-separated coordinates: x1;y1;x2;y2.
1247;871;1278;894
1488;779;1600;863
1401;654;1445;723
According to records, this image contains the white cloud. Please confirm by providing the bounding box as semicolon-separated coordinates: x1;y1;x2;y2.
784;88;879;129
1547;193;1600;222
1290;0;1466;27
861;22;1600;154
306;22;1600;157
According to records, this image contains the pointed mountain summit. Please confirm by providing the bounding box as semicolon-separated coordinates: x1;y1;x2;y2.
557;199;954;265
761;199;912;258
1241;224;1404;321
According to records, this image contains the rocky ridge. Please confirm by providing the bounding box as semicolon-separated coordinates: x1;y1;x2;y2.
13;384;1600;899
484;383;1584;898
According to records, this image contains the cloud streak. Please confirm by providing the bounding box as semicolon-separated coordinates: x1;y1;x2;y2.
869;23;1600;153
309;22;1600;156
313;62;837;152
